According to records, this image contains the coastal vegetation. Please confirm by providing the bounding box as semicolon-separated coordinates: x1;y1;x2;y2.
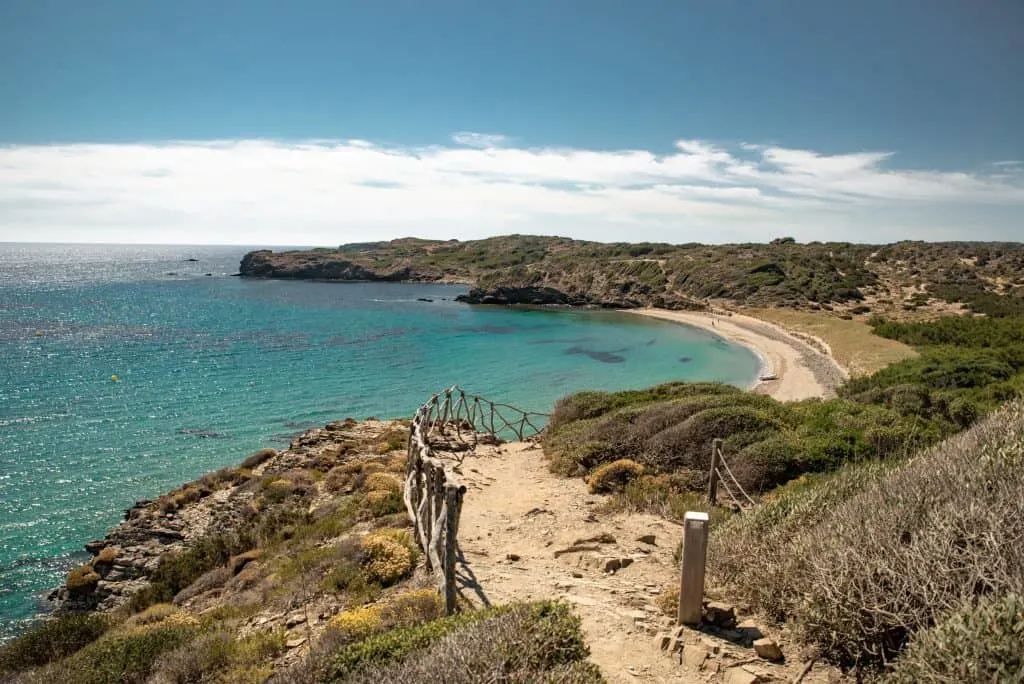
0;420;598;684
546;307;1024;679
240;236;1024;315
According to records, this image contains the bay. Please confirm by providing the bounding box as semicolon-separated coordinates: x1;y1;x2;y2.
0;243;758;640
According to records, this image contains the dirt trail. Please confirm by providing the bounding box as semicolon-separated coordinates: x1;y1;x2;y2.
453;441;842;684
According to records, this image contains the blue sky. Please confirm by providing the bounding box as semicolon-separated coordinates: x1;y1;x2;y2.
1;0;1022;245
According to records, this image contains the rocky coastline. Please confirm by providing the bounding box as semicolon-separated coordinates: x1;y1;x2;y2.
48;418;408;618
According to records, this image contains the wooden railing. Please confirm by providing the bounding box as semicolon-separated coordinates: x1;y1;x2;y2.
403;386;547;614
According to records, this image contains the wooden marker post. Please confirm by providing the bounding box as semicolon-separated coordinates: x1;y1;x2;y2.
443;484;461;616
677;511;710;625
707;438;722;504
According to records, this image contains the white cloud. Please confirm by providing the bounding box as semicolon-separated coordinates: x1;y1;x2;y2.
0;136;1023;245
451;132;508;148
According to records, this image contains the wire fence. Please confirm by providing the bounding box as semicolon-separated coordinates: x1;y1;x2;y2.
708;438;756;509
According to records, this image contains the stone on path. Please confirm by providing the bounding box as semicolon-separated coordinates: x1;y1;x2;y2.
753;637;784;662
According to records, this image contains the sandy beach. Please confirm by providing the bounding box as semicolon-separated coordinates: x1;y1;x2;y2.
628;308;848;401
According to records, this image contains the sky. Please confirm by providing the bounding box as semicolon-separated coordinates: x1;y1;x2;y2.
1;0;1022;246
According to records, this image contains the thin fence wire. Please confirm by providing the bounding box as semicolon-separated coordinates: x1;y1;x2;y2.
713;441;757;508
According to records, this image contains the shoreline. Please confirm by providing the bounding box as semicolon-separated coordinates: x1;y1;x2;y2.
626;308;847;401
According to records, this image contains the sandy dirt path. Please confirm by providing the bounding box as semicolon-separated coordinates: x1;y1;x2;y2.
452;441;842;683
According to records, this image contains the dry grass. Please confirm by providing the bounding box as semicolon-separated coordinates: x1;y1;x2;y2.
586;459;643;493
712;399;1024;670
747;307;917;377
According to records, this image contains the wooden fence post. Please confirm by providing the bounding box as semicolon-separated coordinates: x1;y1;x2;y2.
443;484;461;616
677;511;709;626
707;438;722;504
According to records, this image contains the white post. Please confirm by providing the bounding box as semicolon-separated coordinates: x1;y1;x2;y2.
677;511;709;625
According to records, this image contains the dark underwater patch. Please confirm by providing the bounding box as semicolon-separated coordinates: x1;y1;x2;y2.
177;427;230;439
564;346;627;364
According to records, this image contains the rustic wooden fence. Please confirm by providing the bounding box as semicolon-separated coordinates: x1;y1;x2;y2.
403;386;548;614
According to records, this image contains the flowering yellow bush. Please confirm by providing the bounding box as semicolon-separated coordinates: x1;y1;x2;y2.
328;605;382;641
360;533;413;586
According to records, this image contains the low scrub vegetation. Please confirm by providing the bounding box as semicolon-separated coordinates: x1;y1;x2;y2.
0;613;111;675
319;601;601;684
546;312;1024;507
885;594;1024;684
710;400;1024;675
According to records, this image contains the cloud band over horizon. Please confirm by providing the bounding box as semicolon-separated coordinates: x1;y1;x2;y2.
1;134;1022;245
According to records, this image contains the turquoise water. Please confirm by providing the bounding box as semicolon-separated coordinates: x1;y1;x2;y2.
0;243;759;640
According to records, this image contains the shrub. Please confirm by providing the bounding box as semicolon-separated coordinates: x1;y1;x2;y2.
329;606;383;642
172;566;232;605
0;613;110;674
363;472;401;493
240;448;276;470
363;489;403;518
24;622;199;684
885;594;1024;684
325;465;359;493
262;479;295;503
376;428;410;453
147;628;285;684
586;459;643;493
122;603;180;629
360;533;413;586
334;601;598;684
131;532;251;613
66;564;101;594
93;546;119;565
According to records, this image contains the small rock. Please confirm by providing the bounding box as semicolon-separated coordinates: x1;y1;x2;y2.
602;557;622;573
619;557;634;570
682;644;709;670
753;637;784;662
724;666;763;684
285;612;307;628
654;632;671;650
704;601;737;628
636;534;657;545
285;636;307;649
506;553;521;562
571;571;583;578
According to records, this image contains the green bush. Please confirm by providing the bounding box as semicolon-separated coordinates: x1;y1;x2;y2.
327;602;598;683
0;613;111;674
885;594;1024;684
22;623;199;684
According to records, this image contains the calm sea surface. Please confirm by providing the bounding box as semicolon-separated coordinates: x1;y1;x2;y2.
0;243;759;639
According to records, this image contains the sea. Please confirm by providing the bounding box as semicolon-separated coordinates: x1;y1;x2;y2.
0;243;759;640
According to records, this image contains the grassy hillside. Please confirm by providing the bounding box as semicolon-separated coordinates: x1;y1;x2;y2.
240;236;1024;316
